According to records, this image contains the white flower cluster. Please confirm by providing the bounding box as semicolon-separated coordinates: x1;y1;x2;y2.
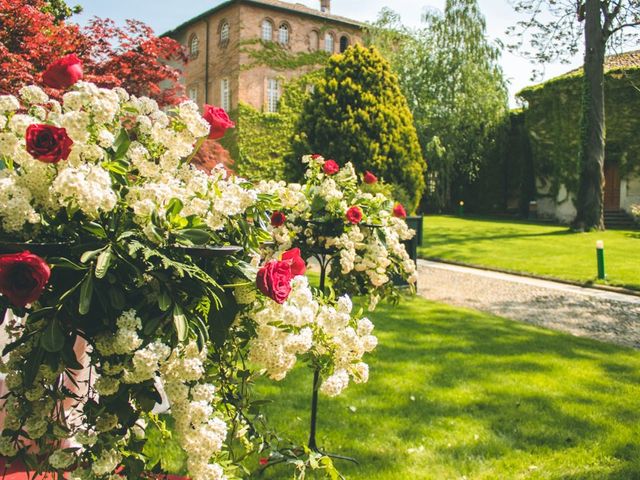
266;156;418;304
92;311;228;480
247;276;376;396
0;82;241;240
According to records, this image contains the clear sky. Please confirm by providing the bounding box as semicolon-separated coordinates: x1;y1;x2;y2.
74;0;584;106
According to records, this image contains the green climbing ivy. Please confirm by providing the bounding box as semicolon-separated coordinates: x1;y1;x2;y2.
240;39;330;71
517;67;640;198
229;72;323;180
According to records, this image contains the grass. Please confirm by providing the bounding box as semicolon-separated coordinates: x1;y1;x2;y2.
417;215;640;290
254;295;640;479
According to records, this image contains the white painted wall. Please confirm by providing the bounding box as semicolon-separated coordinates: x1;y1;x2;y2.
535;182;577;224
621;174;640;213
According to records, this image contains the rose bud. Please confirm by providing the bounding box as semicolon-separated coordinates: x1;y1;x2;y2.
346;205;363;224
281;247;306;276
259;458;269;466
393;203;407;219
0;251;51;308
363;171;377;184
322;159;340;175
42;54;83;90
203;105;235;139
270;211;286;227
25;124;73;163
256;260;293;304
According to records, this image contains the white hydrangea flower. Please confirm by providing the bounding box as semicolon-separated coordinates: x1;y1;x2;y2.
19;85;48;105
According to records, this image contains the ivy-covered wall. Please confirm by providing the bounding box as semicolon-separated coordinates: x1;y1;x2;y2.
222;39;328;180
518;67;640;200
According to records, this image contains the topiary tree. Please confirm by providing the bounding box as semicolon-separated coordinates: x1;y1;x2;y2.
290;44;426;212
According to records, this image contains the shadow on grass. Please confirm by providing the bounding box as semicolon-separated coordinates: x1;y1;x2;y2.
254;297;640;479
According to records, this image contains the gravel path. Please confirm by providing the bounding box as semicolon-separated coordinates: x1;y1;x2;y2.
417;259;640;349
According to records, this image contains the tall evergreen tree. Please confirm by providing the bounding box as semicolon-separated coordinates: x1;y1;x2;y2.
291;44;426;211
509;0;640;230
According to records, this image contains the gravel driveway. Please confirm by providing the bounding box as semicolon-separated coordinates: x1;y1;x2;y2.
417;259;640;349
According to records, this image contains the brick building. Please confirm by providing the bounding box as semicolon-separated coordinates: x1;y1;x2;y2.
164;0;363;113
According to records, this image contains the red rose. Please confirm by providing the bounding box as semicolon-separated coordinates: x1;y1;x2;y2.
203;105;235;139
311;154;323;159
257;260;293;304
270;211;286;227
346;206;363;224
393;203;407;219
259;458;269;466
25;124;73;163
281;248;306;276
363;171;377;184
322;159;340;175
0;251;51;308
42;54;83;90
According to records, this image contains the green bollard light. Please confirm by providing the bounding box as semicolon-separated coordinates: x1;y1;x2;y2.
458;200;464;216
596;240;605;280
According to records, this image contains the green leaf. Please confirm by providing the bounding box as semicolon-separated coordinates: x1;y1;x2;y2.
208;289;239;348
79;272;94;315
103;161;128;176
80;248;103;264
113;128;131;159
175;228;211;246
172;304;188;341
158;290;172;312
166;198;184;219
82;222;107;238
95;248;113;279
108;288;126;310
41;319;65;353
48;257;87;271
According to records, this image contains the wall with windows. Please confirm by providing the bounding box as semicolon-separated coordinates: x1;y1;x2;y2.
168;2;361;114
236;2;361;112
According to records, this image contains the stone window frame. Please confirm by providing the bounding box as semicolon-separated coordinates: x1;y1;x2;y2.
220;78;230;112
278;21;291;46
308;29;320;51
339;33;350;53
219;19;230;47
188;33;200;59
261;17;274;42
324;31;335;53
188;84;198;103
266;77;281;113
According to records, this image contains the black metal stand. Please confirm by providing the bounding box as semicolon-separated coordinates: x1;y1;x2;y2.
306;251;357;464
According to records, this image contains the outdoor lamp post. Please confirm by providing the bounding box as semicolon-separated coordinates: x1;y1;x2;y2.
596;240;605;280
458;200;465;216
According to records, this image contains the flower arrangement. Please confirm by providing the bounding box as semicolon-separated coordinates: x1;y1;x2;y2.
0;58;375;480
258;154;418;309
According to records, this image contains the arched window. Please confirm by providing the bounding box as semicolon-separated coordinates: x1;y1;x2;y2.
261;19;273;41
324;32;334;53
278;23;290;45
220;21;230;44
339;35;349;53
189;34;199;58
308;30;319;51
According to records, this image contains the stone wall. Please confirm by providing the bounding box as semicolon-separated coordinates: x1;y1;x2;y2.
168;0;362;112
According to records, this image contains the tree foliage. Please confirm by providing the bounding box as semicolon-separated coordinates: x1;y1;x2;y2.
366;2;509;211
291;44;426;212
0;0;185;105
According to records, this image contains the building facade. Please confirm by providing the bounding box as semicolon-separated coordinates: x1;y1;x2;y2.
516;51;640;226
164;0;363;113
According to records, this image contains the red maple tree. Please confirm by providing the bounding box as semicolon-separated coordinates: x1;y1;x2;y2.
0;0;186;105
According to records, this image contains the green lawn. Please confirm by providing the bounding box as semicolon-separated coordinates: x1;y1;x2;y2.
254;295;640;479
417;215;640;290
